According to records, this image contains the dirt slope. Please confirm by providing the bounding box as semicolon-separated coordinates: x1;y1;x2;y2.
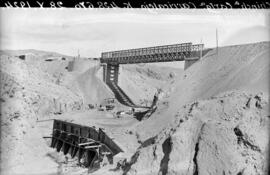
119;64;183;106
0;53;84;174
122;91;269;175
134;41;270;141
76;65;114;105
116;42;270;175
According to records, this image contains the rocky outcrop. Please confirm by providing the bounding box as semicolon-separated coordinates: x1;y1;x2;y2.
0;55;85;174
119;91;269;175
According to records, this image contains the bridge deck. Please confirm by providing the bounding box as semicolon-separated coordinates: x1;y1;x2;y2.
101;43;203;64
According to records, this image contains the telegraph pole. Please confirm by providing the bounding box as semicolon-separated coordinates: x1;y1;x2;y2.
216;28;219;56
200;38;203;59
77;49;80;59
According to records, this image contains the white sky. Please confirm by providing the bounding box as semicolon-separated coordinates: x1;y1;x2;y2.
0;9;269;57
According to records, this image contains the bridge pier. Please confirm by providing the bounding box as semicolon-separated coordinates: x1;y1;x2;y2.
102;63;139;107
102;64;107;83
103;64;119;84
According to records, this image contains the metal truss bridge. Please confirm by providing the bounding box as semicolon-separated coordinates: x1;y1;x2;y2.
100;42;203;64
100;42;204;107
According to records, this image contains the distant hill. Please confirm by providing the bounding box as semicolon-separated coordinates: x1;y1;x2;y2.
0;49;75;60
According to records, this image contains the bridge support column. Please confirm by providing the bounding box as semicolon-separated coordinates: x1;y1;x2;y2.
105;64;119;84
102;64;107;83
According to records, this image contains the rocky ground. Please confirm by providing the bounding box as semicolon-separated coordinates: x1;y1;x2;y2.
120;91;269;175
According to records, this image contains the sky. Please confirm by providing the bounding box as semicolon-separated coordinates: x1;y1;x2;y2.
0;9;269;58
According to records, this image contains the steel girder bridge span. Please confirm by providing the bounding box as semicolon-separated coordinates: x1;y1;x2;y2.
100;42;204;107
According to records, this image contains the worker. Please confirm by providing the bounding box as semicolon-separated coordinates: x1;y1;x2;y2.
151;88;161;108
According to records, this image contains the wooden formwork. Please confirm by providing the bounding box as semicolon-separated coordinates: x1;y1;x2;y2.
50;119;123;168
